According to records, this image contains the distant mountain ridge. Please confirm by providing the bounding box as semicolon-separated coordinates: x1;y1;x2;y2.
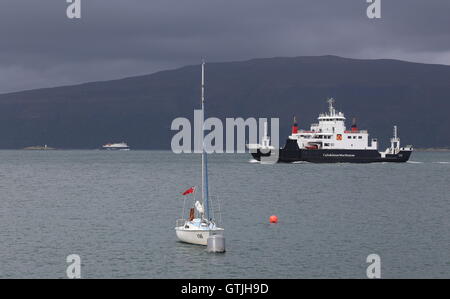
0;55;449;149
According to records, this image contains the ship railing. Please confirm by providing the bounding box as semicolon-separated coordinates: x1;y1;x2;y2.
176;219;186;227
208;195;223;226
344;130;368;133
299;130;316;133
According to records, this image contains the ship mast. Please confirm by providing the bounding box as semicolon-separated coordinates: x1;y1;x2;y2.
327;98;335;116
201;60;210;221
390;125;400;154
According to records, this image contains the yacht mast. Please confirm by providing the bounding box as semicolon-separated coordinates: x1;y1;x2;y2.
201;60;210;221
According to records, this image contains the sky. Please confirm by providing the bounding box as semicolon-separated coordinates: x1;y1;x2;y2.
0;0;449;93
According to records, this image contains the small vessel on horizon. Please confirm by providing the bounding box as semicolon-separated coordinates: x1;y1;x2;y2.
248;98;413;163
23;144;55;150
175;61;224;246
100;142;130;151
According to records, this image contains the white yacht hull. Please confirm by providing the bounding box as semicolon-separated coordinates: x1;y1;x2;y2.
175;227;224;246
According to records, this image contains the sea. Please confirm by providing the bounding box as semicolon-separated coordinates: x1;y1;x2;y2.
0;150;448;278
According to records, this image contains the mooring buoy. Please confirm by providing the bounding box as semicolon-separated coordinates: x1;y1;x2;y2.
207;234;226;253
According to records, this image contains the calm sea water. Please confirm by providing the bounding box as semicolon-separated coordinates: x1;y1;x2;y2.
0;150;448;278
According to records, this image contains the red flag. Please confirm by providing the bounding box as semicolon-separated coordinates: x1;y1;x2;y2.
182;186;195;196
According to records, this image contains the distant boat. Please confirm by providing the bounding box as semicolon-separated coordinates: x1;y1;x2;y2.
100;142;130;151
23;144;55;150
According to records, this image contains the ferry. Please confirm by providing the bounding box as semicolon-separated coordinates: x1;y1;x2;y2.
101;142;130;151
248;98;413;163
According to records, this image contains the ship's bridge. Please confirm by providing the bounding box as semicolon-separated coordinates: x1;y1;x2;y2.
314;98;346;134
290;98;378;151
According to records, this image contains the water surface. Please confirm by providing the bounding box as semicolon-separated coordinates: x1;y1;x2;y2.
0;151;448;278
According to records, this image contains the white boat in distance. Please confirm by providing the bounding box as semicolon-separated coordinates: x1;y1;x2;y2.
175;61;224;246
101;142;130;150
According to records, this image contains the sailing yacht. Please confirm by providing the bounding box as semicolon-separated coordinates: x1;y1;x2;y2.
175;61;224;246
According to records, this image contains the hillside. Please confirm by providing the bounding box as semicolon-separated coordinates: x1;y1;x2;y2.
0;55;449;149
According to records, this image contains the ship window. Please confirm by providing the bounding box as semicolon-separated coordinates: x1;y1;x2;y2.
348;136;351;139
358;136;362;139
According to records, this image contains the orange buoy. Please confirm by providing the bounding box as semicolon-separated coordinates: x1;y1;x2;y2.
269;215;278;223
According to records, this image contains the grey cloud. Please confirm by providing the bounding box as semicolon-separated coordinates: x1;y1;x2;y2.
0;0;449;93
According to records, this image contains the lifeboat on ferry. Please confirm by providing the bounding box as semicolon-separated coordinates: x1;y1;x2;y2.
305;144;319;150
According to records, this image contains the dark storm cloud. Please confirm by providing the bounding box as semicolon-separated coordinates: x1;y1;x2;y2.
0;0;449;93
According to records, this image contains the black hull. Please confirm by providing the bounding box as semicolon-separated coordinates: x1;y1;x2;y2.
251;139;412;163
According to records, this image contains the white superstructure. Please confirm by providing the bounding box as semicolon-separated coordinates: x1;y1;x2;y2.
247;121;274;152
291;98;378;150
248;98;413;163
101;142;130;150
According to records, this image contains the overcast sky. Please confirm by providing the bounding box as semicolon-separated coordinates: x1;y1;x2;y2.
0;0;449;93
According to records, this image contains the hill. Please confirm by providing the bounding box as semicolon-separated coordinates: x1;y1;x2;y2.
0;55;449;149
